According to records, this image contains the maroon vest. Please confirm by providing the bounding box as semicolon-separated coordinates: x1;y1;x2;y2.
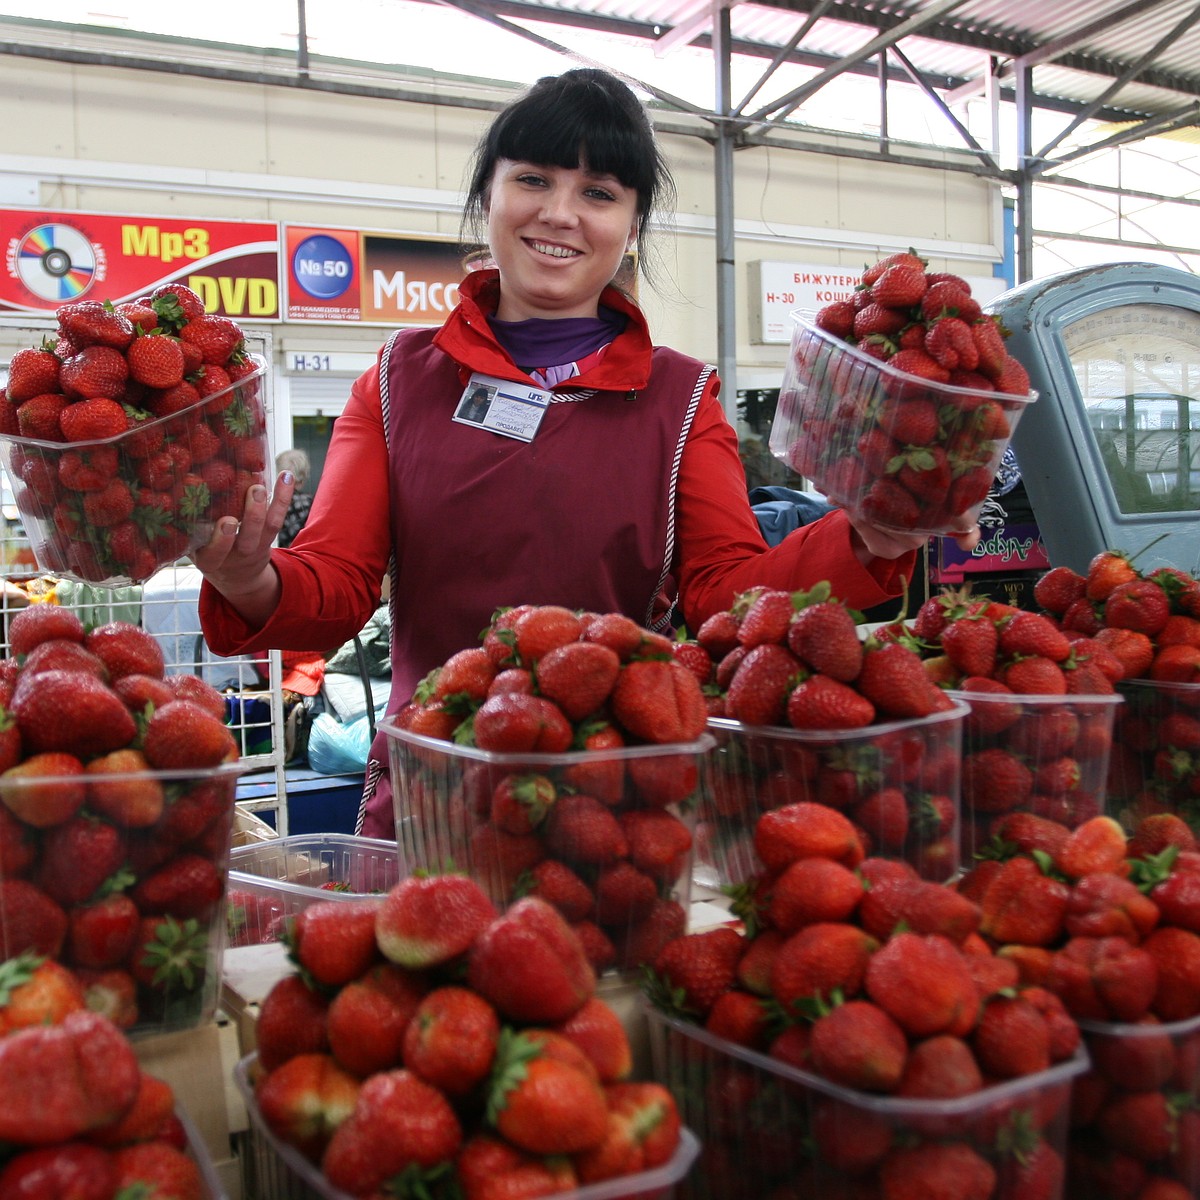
356;329;708;838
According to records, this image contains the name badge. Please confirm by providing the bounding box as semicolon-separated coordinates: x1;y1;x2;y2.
453;373;550;443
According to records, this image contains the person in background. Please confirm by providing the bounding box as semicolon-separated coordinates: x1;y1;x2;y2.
274;448;313;548
192;67;980;839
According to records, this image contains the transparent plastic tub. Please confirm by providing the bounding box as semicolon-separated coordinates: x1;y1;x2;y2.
645;999;1086;1200
179;1104;231;1200
1070;1012;1200;1198
769;314;1036;536
0;759;249;1037
381;719;715;973
1107;678;1200;835
234;1053;700;1200
696;702;968;888
226;833;403;947
948;689;1124;857
0;354;269;586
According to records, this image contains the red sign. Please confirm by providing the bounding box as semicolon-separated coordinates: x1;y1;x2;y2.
285;225;464;325
0;209;281;319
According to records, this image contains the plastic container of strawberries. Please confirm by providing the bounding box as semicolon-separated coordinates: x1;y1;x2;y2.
948;689;1125;858
0;759;249;1038
1106;678;1200;834
233;1052;701;1200
645;1000;1087;1200
380;719;714;973
1070;1013;1200;1197
696;703;968;889
226;834;403;948
0;353;269;587
769;313;1036;536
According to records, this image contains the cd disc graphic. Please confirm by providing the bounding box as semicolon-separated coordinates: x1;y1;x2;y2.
17;224;97;301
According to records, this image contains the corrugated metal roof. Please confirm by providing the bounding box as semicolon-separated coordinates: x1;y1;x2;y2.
485;0;1200;124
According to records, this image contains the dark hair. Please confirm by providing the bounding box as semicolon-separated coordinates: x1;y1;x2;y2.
462;68;674;277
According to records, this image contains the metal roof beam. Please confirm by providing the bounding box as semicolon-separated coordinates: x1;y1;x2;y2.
653;0;720;56
742;0;971;129
732;0;836;116
1034;101;1200;173
1013;0;1176;70
1034;0;1200;161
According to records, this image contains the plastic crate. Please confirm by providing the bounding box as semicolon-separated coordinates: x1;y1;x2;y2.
695;703;968;888
1069;1012;1200;1198
381;719;714;973
948;689;1124;858
0;758;248;1038
226;834;402;947
769;313;1035;536
645;1000;1087;1200
234;1053;700;1200
1107;678;1200;835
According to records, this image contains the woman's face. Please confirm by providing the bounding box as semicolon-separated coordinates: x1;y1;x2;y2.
486;158;638;321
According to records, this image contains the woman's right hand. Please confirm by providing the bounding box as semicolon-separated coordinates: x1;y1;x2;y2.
189;471;294;625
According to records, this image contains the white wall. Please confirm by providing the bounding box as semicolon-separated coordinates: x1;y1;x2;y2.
2;55;1003;406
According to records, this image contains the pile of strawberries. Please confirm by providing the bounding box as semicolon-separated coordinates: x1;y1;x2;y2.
0;602;243;1033
683;583;964;885
774;251;1033;534
955;809;1200;1197
0;958;211;1197
1024;551;1200;832
388;603;709;972
250;873;686;1199
1;285;268;584
645;799;1087;1200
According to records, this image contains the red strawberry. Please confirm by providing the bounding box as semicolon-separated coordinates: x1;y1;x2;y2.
786;674;875;729
854;302;907;341
490;772;557;835
879;1142;996;1200
610;659;706;743
141;699;237;768
58;344;129;400
15;392;67;440
726;643;801;725
858;638;953;719
37;814;124;907
523;859;595;922
403;985;500;1096
1034;565;1087;615
808;998;908;1091
695;610;741;659
787;597;863;682
814;299;856;338
536;641;621;721
255;973;331;1072
131;853;223;921
1105;578;1171;636
471;692;573;753
7;603;85;655
870;262;927;307
866;931;979;1038
978;855;1069;946
0;879;69;958
127;332;185;388
6;345;62;403
649;927;743;1018
1086;548;1138;601
736;587;798;648
995;353;1031;395
0;1143;116;1199
85;620;166;680
553;995;632;1083
375;874;497;969
466;896;595;1023
327;962;426;1078
255;1052;361;1162
11;670;135;758
289;898;381;988
754;801;864;871
178;313;244;364
862;251;927;284
543;793;628;866
511;605;584;663
59;300;135;350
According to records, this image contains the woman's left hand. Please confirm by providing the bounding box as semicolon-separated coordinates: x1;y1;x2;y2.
848;511;981;562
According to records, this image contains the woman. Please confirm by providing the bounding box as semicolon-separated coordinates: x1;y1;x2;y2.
195;68;973;839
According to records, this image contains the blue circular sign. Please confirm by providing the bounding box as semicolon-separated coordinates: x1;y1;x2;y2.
292;235;354;301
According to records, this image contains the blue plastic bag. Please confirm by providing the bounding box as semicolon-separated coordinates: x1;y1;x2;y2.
306;713;373;775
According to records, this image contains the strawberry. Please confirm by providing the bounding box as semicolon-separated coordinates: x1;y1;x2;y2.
618;808;692;882
694;610;741;659
0;952;85;1034
786;597;863;682
1034;565;1088;615
375;874;497;969
978;854;1070;946
734;587;795;648
7;603;85;655
766;855;863;933
59;300;136;350
862;250;927;285
486;1028;608;1156
127;331;186;388
466;896;595;1023
999;655;1067;695
151;283;206;323
1142;925;1200;1021
610;659;706;743
1055;814;1127;879
535;640;621;721
866;931;979;1037
140;698;237;768
613;897;686;972
0;751;87;829
85;620;166;681
255;973;331;1072
6;344;62;403
288;898;381;988
726;643;801;725
511;604;584;663
15;392;68;440
11;669;135;759
998;610;1071;661
768;922;877;1010
995;353;1031;395
754;800;864;871
814;299;856;338
808;998;907;1092
58;344;129;400
553;995;632;1083
471;692;573;753
879;1141;996;1200
853;302;907;341
456;1134;578;1199
785;674;875;729
857;638;953;719
1086;548;1138;601
543;792;628;865
327;962;426;1078
1047;934;1157;1022
972;993;1051;1078
870;262;927;307
490;772;557;835
59;397;128;443
36;814;124;908
0;1143;117;1199
0;879;69;959
922;280;982;322
255;1052;361;1161
0;1008;140;1143
1105;578;1172;636
402;984;500;1097
648;926;743;1019
925;315;979;371
576;1080;680;1183
940;612;998;678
